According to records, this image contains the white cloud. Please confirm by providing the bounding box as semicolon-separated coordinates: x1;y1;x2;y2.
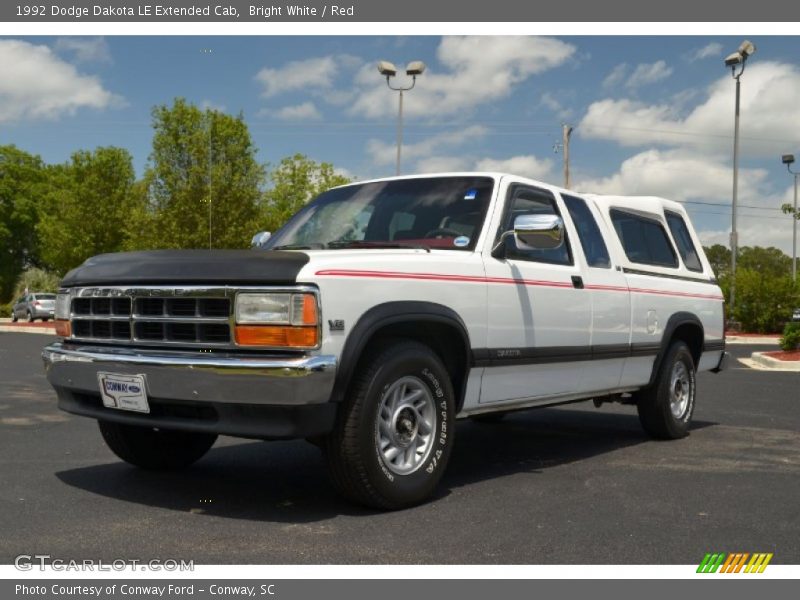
350;36;575;119
200;99;226;112
579;62;800;158
698;220;796;255
54;37;111;63
625;60;672;88
415;156;472;173
268;101;322;121
254;55;359;98
475;155;554;180
603;60;672;90
575;148;768;202
688;42;723;62
366;126;489;167
0;39;120;123
539;92;573;120
603;63;628;89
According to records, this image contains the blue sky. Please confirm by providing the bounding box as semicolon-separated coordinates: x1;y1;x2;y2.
2;35;800;252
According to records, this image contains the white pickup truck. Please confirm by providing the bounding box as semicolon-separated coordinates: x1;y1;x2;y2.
43;172;727;509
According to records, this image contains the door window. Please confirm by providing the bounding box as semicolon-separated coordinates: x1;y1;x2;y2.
497;186;572;265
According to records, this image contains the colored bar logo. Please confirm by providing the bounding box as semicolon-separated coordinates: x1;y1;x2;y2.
697;552;773;573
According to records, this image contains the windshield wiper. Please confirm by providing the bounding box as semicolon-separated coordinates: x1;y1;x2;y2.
270;243;326;250
327;240;431;253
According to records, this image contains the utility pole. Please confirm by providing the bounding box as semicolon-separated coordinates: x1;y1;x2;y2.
562;123;573;189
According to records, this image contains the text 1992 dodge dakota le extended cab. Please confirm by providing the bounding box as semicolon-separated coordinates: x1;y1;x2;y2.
43;173;728;509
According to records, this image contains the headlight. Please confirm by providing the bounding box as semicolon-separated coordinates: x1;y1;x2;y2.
55;292;70;320
235;292;317;326
236;293;292;324
234;292;319;348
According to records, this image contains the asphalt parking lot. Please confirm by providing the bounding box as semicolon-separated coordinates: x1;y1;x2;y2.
1;332;798;564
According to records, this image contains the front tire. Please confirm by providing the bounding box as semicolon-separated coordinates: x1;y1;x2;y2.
11;312;18;322
98;421;217;470
325;340;455;510
636;341;696;439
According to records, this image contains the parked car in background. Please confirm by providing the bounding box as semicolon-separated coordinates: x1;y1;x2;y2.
12;293;56;322
792;308;800;322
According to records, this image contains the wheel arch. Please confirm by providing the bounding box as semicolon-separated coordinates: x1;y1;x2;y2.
647;311;704;387
331;301;472;412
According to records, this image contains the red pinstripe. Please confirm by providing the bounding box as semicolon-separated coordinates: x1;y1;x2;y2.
314;269;724;301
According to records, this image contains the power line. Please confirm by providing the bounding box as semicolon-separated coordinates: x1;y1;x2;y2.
678;199;785;211
682;208;790;221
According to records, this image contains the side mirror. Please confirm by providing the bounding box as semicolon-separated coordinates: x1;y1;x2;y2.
491;214;565;258
514;214;564;250
250;231;271;248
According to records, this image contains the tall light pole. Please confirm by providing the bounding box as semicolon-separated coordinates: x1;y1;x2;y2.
562;123;573;189
378;60;426;176
783;154;799;282
724;40;756;318
207;111;213;250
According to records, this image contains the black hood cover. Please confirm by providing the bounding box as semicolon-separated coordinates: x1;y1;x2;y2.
61;250;310;287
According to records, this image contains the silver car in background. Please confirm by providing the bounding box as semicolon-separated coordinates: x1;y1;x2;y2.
11;293;56;322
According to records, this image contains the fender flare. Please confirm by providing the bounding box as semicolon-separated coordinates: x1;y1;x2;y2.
330;301;472;407
647;311;704;387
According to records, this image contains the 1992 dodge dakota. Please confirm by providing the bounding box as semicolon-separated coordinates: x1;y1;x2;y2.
43;173;728;508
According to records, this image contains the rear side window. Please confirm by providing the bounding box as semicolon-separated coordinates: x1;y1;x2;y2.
665;211;703;272
610;209;678;268
562;194;611;268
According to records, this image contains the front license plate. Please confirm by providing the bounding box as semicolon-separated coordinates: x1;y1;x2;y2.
97;372;150;413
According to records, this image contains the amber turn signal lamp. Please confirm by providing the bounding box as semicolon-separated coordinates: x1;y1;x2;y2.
54;320;71;338
235;325;318;348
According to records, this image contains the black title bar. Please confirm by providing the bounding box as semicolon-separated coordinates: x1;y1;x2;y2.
3;0;800;22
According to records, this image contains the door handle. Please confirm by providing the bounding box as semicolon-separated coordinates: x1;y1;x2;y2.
571;276;584;289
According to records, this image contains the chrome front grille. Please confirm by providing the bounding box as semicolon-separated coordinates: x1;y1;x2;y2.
69;287;232;347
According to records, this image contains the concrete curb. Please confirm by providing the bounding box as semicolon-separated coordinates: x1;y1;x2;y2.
726;336;780;345
748;352;800;372
0;325;55;335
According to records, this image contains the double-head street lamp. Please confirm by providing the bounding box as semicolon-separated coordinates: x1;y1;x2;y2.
782;154;798;283
724;40;756;317
378;60;426;176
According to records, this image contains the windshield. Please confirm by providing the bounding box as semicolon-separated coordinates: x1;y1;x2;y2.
264;176;495;251
35;294;56;300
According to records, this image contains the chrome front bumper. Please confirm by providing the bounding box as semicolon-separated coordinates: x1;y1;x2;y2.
43;342;337;406
42;343;339;439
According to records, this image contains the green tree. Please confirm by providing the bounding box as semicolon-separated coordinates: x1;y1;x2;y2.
738;246;792;278
731;268;798;333
130;98;265;249
12;267;61;299
261;154;352;233
0;146;47;302
781;202;800;220
703;244;731;279
38;147;138;275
